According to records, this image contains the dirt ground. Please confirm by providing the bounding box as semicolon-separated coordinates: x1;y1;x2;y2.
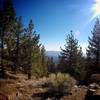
0;72;100;100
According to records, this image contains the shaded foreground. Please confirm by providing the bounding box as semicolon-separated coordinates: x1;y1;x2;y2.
0;72;100;100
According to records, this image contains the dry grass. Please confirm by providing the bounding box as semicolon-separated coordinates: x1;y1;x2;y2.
0;79;17;95
60;86;87;100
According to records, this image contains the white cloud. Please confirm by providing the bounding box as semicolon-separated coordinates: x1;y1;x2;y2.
75;30;81;36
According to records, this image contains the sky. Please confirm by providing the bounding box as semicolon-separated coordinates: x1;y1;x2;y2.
1;0;100;53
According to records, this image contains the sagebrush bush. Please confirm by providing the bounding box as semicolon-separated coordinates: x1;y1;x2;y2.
49;72;76;94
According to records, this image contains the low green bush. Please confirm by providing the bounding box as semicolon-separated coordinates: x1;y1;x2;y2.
49;72;76;94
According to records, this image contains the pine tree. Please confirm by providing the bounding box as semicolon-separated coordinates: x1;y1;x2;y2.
58;31;85;81
59;31;78;74
27;19;33;79
0;0;16;77
3;0;16;19
2;0;16;72
18;32;28;73
75;46;86;81
86;19;100;78
20;20;42;78
40;46;47;75
15;17;23;70
47;57;55;73
0;9;5;77
31;33;42;77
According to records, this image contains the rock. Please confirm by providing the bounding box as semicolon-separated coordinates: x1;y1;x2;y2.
89;83;100;89
74;85;78;88
89;89;96;92
79;85;88;89
93;90;100;95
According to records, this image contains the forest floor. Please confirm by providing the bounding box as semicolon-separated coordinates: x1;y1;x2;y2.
0;71;100;100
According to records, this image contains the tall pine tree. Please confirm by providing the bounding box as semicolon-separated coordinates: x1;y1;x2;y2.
0;0;16;77
58;31;85;81
27;19;33;79
86;19;100;78
14;17;23;70
40;46;48;75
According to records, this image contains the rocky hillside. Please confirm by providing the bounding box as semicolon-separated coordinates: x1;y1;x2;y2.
0;72;100;100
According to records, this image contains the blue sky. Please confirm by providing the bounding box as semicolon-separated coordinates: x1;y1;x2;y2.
1;0;100;53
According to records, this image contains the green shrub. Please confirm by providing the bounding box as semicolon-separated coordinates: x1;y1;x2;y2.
49;72;76;94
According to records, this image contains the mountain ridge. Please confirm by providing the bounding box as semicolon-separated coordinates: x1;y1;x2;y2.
46;51;60;57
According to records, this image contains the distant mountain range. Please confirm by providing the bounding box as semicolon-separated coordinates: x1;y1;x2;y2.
46;51;60;64
46;51;60;57
46;50;86;64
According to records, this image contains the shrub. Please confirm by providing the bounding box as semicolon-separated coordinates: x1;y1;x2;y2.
48;72;76;95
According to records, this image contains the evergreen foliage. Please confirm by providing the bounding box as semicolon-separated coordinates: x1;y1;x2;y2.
0;0;48;78
58;31;85;81
86;19;100;79
47;57;55;73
